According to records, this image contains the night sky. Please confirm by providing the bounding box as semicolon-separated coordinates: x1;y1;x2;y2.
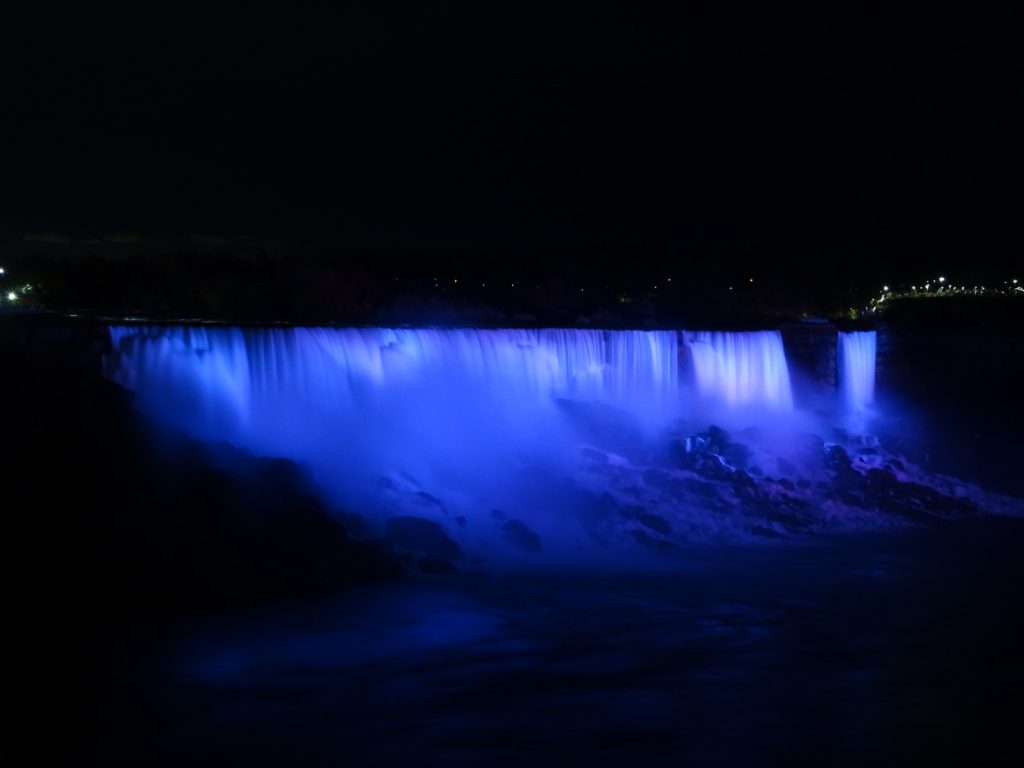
3;4;1023;286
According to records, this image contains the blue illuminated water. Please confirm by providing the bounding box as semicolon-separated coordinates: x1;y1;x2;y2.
838;331;877;415
684;330;794;411
106;325;798;537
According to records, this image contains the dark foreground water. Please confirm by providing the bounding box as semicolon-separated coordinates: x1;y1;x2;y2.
51;517;1021;767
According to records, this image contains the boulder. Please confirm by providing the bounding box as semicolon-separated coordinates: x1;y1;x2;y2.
385;516;463;561
502;519;542;553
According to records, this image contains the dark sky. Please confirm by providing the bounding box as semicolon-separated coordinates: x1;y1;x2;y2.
2;3;1023;283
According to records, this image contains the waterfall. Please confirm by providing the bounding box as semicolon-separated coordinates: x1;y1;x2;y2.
105;326;678;490
838;330;876;414
106;324;805;521
683;330;794;411
106;325;680;425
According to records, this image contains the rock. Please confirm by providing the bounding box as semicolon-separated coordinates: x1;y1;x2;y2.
707;424;731;445
731;469;756;489
339;512;369;537
385;516;463;561
825;444;852;472
694;454;735;481
490;508;506;521
634;512;671;535
778;478;796;492
415;491;447;512
454;515;466;527
631;528;673;550
751;525;782;538
682;477;720;498
417;555;457;575
502;519;542;553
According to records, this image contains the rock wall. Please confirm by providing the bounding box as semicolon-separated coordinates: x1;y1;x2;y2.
780;322;838;404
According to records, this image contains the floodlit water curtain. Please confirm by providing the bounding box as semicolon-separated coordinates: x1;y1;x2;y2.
106;325;873;523
838;331;877;414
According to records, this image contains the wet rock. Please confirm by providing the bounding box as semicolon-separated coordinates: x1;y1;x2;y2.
490;508;506;521
643;467;683;492
417;555;457;575
751;525;782;538
386;516;464;561
502;519;542;553
415;491;447;512
731;469;756;487
708;425;751;468
634;512;671;535
631;528;673;550
825;444;852;472
765;510;806;529
339;512;369;537
454;515;466;527
693;454;735;481
682;477;719;498
778;478;796;492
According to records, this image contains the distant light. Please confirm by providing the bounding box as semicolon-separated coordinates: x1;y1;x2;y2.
883;285;889;291
6;292;16;301
938;276;946;283
0;267;5;275
453;278;458;284
667;277;672;283
748;277;754;283
911;285;916;290
729;286;733;291
1014;279;1019;284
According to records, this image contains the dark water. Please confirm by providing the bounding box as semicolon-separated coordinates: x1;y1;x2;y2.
57;517;1024;767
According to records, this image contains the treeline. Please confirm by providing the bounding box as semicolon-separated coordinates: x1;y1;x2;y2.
10;248;853;325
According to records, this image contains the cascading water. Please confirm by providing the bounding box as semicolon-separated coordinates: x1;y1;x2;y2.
106;326;680;506
106;325;804;543
683;330;794;411
838;330;876;414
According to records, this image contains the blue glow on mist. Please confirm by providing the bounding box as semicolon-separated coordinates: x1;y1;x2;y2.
106;325;800;539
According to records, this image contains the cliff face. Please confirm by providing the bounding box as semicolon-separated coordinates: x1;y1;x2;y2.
781;322;838;402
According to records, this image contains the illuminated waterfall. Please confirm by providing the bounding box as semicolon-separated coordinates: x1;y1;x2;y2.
106;326;679;499
106;326;680;426
838;330;876;413
683;330;794;410
106;325;804;517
